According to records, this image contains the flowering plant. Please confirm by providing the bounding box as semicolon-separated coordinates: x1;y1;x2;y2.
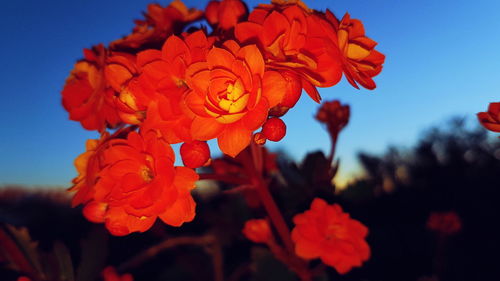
4;0;385;280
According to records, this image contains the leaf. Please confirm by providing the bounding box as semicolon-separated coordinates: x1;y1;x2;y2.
0;224;45;280
52;242;75;281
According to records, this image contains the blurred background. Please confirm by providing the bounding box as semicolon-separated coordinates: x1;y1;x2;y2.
0;0;499;187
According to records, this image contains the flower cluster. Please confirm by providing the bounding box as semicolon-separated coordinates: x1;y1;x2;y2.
62;0;384;235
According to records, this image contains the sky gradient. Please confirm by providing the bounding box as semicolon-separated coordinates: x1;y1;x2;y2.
1;0;499;187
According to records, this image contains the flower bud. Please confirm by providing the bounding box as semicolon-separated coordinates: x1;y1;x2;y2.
180;141;211;168
254;132;267;145
262;117;286;142
315;100;350;137
243;219;272;243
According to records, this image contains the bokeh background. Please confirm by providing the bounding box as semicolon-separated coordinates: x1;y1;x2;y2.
1;0;499;187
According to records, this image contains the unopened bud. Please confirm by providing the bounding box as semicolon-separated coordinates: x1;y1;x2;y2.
262;117;286;142
254;132;267;145
180;141;211;168
242;219;272;243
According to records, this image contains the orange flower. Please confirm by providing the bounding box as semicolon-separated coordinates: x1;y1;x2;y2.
140;31;214;144
61;45;121;131
185;40;286;157
243;219;272;243
72;130;198;236
331;12;385;89
104;50;161;125
69;132;111;207
102;266;133;281
110;0;203;51
291;198;370;274
315;100;350;138
427;211;462;236
205;0;248;30
235;2;344;102
477;102;500;132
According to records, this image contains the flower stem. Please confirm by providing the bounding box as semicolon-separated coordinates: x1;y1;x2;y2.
246;143;311;281
327;134;338;164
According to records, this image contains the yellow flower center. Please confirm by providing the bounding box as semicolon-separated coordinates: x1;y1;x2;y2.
140;166;154;182
205;78;250;124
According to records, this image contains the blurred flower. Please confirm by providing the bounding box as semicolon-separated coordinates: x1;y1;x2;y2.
17;277;31;281
242;219;272;243
102;266;133;281
316;100;350;139
427;211;462;236
206;0;248;30
110;0;203;51
477;102;500;133
291;198;370;274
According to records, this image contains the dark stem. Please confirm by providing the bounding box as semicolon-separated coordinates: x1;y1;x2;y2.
118;234;223;281
327;133;338;164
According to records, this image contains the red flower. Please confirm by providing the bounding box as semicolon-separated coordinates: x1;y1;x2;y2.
71;130;198;236
291;198;370;274
102;266;133;281
330;12;385;89
185;40;286;157
242;219;272;243
140;31;214;144
427;211;462;236
315;100;350;138
205;0;248;30
69;132;111;207
61;45;121;131
477;102;500;132
235;2;344;102
110;0;203;51
104;50;160;125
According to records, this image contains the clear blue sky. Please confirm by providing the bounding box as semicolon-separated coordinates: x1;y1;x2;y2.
0;0;498;187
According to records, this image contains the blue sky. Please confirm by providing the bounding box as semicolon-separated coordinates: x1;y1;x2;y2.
0;0;499;187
